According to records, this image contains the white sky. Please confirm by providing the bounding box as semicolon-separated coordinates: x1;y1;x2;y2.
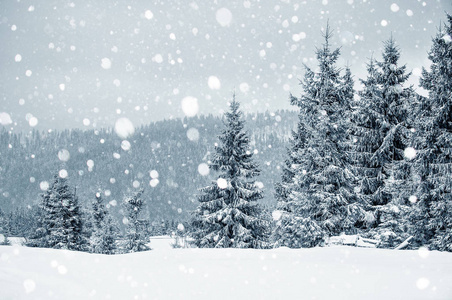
1;0;451;132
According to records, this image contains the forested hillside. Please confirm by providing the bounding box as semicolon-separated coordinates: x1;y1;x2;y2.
0;109;297;223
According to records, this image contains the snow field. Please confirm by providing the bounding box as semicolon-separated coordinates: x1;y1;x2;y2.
1;237;452;300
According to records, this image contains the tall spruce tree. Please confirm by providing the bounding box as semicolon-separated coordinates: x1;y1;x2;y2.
348;58;382;231
273;77;323;248
274;25;362;248
350;38;414;248
274;95;308;206
190;95;270;249
123;189;150;252
373;37;415;248
90;192;118;254
409;15;452;251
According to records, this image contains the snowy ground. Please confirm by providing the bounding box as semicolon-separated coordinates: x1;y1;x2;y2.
1;236;452;300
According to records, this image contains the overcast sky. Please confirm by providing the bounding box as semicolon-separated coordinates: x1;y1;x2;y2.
1;0;451;132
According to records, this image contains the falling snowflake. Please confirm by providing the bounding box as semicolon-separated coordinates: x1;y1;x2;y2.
217;178;228;189
150;178;159;187
187;128;200;141
150;170;159;179
0;112;12;125
404;147;416;160
121;140;131;151
198;163;209;176
390;3;399;12
28;117;38;127
216;8;232;27
101;58;112;69
59;169;68;178
144;10;153;20
272;210;283;221
114;118;135;139
239;82;249;93
23;279;36;294
181;96;199;117
208;76;221;90
87;159;94;169
416;277;430;290
39;181;49;191
58;149;70;162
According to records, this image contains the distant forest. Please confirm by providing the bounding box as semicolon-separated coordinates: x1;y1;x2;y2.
0;109;297;223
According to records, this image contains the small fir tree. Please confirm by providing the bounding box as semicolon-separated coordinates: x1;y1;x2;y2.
27;184;53;248
28;174;87;251
90;192;118;254
190;95;270;249
123;189;150;252
0;208;10;245
409;15;452;251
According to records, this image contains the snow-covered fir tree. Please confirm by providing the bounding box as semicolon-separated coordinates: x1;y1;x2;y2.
273;94;309;210
366;37;415;248
349;38;415;248
90;192;118;254
28;174;87;251
348;58;383;232
273;80;324;248
123;189;150;252
190;95;270;249
273;25;362;248
409;14;452;252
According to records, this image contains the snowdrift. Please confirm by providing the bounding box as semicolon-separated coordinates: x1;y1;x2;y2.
1;237;451;300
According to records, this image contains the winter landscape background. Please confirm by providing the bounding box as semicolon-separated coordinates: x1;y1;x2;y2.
1;0;452;299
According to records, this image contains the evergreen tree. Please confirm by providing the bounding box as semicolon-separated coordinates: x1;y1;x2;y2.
27;184;53;248
0;208;10;245
273;83;322;248
123;189;150;252
348;58;382;231
90;192;118;254
274;25;363;248
410;15;452;251
274;95;308;205
371;37;414;248
349;38;415;248
190;95;270;249
26;203;47;248
7;208;35;237
28;174;87;251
